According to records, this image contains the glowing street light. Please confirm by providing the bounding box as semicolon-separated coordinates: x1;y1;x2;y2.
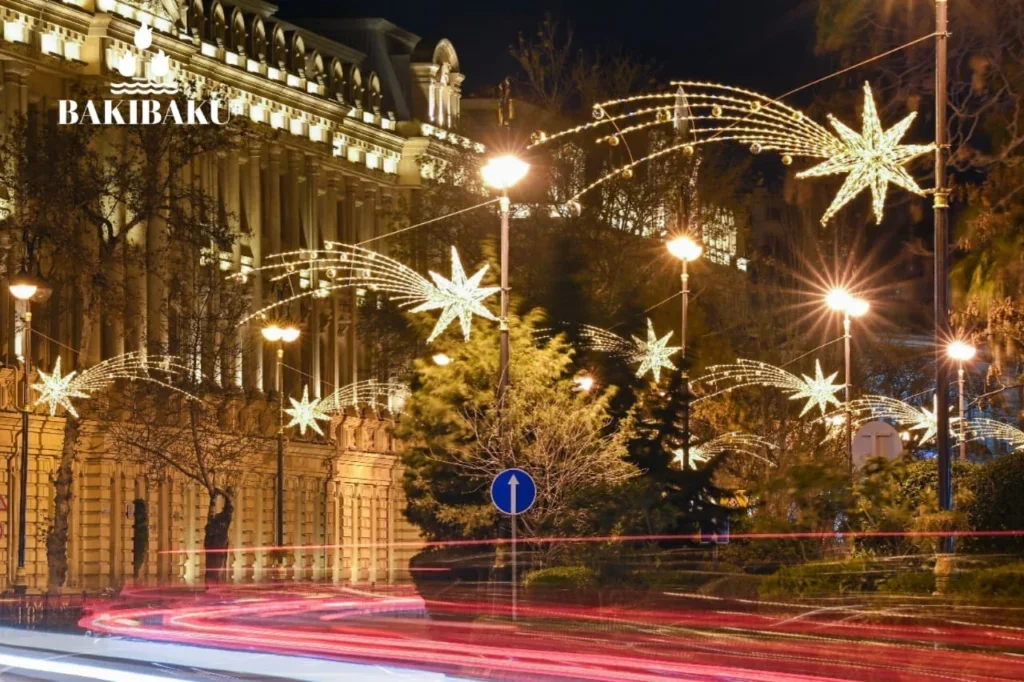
482;155;529;411
948;339;977;462
823;287;870;469
7;269;50;593
262;322;300;577
667;234;703;469
432;353;452;366
574;374;595;393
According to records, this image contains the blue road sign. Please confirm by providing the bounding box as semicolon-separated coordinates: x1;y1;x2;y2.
700;516;730;545
490;468;536;516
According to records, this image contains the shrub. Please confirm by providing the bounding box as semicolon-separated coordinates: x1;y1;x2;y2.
952;563;1024;599
877;571;935;594
760;558;878;597
523;565;598;591
965;452;1024;553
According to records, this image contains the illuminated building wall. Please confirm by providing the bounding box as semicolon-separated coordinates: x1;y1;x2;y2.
0;0;472;591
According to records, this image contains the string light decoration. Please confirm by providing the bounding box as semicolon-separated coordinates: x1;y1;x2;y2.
238;244;499;344
676;432;776;469
529;81;933;226
965;418;1024;452
579;318;680;382
317;379;411;416
284;385;331;436
32;353;195;418
825;395;954;445
698;359;843;417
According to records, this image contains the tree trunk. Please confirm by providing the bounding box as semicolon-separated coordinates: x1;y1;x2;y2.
203;491;233;585
46;416;80;592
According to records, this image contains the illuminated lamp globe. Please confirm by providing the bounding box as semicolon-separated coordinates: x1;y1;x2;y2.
481;155;529;190
848;298;870;318
948;340;976;362
261;325;283;343
825;287;853;312
280;326;301;343
9;270;51;303
667;235;703;262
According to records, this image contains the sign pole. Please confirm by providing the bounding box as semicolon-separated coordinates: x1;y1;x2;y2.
510;473;518;622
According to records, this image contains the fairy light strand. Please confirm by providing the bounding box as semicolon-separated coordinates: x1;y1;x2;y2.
697;358;843;417
678;432;776;469
580;318;680;383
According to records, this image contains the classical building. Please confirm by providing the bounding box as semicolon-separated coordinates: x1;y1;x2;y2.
0;0;474;592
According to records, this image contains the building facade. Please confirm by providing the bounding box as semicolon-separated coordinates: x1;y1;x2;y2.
0;0;471;591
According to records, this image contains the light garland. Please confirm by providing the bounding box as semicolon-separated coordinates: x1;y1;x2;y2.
238;244;499;344
529;81;933;225
965;418;1024;452
698;358;843;417
317;379;411;416
284;385;331;436
580;318;680;383
32;353;195;418
675;432;776;469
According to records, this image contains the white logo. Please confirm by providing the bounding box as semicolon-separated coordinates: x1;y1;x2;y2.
59;20;228;126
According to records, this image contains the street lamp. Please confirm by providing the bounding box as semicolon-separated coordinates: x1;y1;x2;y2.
574;374;595;393
947;340;976;462
261;323;300;577
432;353;452;367
667;234;702;469
482;155;529;409
8;269;51;593
825;287;870;469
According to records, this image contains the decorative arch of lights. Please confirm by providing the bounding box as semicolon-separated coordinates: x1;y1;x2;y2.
677;432;776;470
529;81;935;226
823;394;952;446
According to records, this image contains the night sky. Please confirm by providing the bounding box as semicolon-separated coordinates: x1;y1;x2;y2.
281;0;826;99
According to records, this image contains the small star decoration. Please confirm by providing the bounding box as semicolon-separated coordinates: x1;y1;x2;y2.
631;318;681;383
411;247;500;343
797;82;934;225
32;356;88;418
789;359;844;417
285;385;331;436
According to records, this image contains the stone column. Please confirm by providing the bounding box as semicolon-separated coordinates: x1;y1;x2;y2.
283;151;303;397
323;173;341;398
146;154;169;355
305;156;321;397
221;150;243;389
263;145;282;394
242;143;263;393
347;181;364;384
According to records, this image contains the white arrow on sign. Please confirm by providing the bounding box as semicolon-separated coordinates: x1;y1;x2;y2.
509;474;518;516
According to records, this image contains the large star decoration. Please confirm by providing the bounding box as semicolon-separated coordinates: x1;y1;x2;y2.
284;385;331;436
797;82;934;225
411;247;500;343
789;360;844;417
910;396;956;445
33;357;89;418
630;318;680;383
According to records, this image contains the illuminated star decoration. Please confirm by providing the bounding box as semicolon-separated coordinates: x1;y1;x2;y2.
528;81;933;226
675;432;776;469
579;319;680;382
697;358;842;417
32;352;194;418
826;395;955;445
796;82;934;225
965;418;1024;452
789;360;844;417
237;244;499;344
284;385;331;436
411;247;500;343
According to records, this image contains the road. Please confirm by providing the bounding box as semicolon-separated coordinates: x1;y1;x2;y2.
67;583;1024;681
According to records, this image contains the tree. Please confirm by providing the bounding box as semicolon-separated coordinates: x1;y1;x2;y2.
395;308;636;550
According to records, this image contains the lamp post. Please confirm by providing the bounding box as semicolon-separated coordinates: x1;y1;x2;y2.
947;340;976;462
481;155;529;409
261;323;300;577
667;235;703;470
825;288;869;470
8;269;51;594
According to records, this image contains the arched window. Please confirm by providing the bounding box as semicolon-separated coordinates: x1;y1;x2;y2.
248;16;266;63
229;7;246;55
367;72;381;114
270;23;287;69
348;65;364;109
328;58;346;103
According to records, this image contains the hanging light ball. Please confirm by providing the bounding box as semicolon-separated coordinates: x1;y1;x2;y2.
608;134;620;147
792;111;803;122
622;167;634;179
751;142;762;155
711;104;723;118
326;267;338;279
592;104;605;120
749;101;762;112
286;263;296;273
782;154;793;166
656;109;670;123
530;130;548;144
683;144;695;156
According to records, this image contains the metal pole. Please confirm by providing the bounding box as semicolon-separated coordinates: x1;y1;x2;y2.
958;365;967;462
934;0;953;554
844;313;853;470
497;190;511;409
13;305;31;594
681;259;691;470
510;498;517;622
275;344;284;573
